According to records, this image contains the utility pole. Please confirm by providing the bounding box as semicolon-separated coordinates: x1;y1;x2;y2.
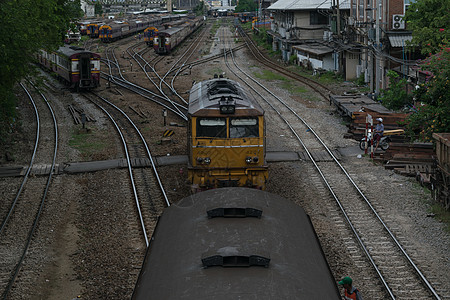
336;0;341;39
259;0;262;21
375;0;381;97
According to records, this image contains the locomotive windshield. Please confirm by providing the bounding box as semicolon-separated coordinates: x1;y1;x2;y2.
197;118;227;138
230;117;259;138
196;117;258;138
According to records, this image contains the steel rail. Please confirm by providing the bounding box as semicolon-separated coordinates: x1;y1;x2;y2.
237;26;331;101
154;26;208;109
100;45;188;121
2;83;59;299
167;26;208;104
225;26;441;299
125;42;189;117
103;51;169;102
237;26;441;300
82;94;150;246
91;92;171;208
0;85;39;236
98;71;188;120
99;59;188;111
220;26;398;298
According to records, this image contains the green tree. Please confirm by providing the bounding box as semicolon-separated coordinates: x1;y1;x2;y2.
194;1;205;16
378;70;413;110
404;47;450;141
95;3;103;16
0;0;82;140
405;0;450;55
235;0;257;13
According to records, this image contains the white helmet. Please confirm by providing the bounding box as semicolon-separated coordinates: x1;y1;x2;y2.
376;118;383;122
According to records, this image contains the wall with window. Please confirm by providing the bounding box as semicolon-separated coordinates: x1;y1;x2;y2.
271;10;330;40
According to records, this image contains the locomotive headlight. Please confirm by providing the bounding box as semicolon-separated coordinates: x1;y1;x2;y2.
245;156;259;164
219;104;235;114
197;157;211;164
220;105;235;114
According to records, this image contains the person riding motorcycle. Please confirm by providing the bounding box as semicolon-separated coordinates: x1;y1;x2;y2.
374;118;384;152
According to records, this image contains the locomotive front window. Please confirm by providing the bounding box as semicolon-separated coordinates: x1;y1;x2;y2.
197;118;227;138
230;117;259;138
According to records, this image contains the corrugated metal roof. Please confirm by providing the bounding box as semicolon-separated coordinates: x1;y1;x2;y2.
339;0;351;9
293;43;334;55
268;0;332;10
388;34;413;47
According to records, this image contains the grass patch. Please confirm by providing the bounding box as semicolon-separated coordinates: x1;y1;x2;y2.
414;182;450;233
206;67;225;77
430;203;450;232
280;81;308;94
253;69;287;81
210;20;221;36
316;71;344;85
69;128;111;160
253;70;308;94
286;65;344;85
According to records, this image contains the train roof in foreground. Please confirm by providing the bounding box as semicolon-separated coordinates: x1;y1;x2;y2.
132;188;340;299
188;78;264;117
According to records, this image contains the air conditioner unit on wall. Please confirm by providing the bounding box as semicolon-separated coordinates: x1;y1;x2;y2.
392;15;405;30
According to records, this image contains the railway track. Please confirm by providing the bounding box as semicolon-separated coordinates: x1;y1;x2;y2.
79;91;171;292
220;25;443;299
83;92;169;244
237;26;332;101
100;20;245;124
101;43;188;121
0;83;58;299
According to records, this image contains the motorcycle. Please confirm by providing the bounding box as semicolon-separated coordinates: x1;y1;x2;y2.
359;130;391;151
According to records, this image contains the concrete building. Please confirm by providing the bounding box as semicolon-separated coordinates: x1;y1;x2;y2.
266;0;417;91
267;0;347;70
345;0;415;94
81;0;95;17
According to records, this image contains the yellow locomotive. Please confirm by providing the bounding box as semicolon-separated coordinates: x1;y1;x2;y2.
187;77;268;192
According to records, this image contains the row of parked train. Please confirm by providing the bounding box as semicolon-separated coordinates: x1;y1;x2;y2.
37;15;204;90
78;14;183;39
76;14;204;54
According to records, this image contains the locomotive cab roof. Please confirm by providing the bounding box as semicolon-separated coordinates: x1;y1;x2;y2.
188;78;264;117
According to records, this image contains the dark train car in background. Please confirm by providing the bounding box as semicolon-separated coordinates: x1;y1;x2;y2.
37;46;100;90
143;26;161;46
64;30;81;44
132;188;341;299
98;16;167;43
187;77;268;191
99;21;133;42
153;17;203;54
87;22;103;38
234;12;256;23
77;20;90;35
